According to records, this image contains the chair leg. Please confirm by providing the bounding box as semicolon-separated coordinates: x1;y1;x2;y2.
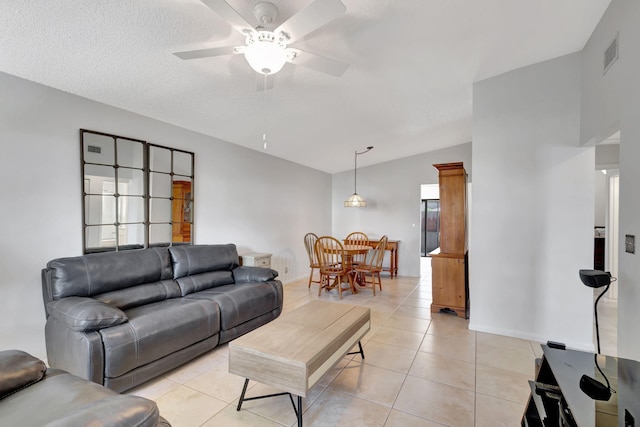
346;272;355;297
371;273;376;296
358;271;368;287
318;273;325;296
308;267;314;288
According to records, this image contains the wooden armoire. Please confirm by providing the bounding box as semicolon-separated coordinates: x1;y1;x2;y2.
430;162;468;318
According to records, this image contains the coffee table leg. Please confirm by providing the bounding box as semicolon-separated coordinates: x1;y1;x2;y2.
237;378;250;411
236;378;303;425
347;341;365;359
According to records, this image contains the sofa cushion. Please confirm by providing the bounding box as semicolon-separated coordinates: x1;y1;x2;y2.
232;266;279;283
99;299;220;378
175;271;234;296
186;281;282;331
46;297;128;332
0;350;46;399
45;247;173;300
95;279;182;310
169;244;239;279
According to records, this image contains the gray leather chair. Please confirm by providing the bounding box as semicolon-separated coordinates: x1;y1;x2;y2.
0;349;170;426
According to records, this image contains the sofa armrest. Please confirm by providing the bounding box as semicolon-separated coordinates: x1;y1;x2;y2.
232;266;279;283
0;350;47;399
46;297;128;332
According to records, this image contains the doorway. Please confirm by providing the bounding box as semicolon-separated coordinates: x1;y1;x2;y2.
420;184;439;277
595;131;620;356
421;199;440;256
607;173;619;298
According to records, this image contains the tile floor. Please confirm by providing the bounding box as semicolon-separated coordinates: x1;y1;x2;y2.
126;262;549;427
597;291;617;357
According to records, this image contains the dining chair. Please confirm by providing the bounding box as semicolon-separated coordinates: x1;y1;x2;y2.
303;232;321;288
354;235;388;296
344;231;369;265
315;236;354;300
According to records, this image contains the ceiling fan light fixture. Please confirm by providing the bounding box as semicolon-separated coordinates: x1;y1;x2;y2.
174;0;348;77
244;30;291;75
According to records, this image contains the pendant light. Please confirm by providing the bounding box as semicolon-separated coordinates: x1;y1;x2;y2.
344;146;373;207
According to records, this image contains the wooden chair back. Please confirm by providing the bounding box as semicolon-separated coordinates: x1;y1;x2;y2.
304;232;321;288
315;236;353;299
345;231;369;245
315;236;347;275
371;235;388;271
345;231;369;264
354;235;388;296
304;233;320;268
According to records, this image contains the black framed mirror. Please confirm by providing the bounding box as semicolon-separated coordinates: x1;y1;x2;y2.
81;130;194;254
148;143;194;246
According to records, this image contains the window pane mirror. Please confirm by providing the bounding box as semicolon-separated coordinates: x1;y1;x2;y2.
81;130;194;254
148;144;194;246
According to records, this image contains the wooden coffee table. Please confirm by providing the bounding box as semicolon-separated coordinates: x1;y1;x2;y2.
229;300;371;426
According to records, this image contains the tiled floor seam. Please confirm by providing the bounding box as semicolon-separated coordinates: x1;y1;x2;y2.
383;303;437;426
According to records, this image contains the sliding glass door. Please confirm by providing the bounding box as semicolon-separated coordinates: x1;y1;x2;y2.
420;199;440;256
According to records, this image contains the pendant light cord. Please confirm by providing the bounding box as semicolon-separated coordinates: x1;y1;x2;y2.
353;146;374;193
353;150;358;193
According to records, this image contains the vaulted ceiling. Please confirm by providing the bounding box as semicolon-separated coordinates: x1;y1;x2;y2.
0;0;611;173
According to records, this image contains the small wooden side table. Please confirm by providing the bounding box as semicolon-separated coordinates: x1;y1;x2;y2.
241;252;272;268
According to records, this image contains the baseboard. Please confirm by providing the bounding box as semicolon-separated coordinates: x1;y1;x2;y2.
468;322;595;352
282;274;309;286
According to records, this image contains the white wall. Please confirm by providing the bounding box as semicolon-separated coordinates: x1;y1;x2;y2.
594;171;608;227
0;71;331;359
332;143;472;277
471;53;595;350
581;0;640;360
420;184;439;200
595;144;620;169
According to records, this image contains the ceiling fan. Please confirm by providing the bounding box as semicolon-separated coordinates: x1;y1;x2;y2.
174;0;349;77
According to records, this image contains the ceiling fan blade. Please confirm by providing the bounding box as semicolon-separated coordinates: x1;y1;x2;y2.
274;0;346;43
287;48;348;77
174;45;239;60
200;0;255;35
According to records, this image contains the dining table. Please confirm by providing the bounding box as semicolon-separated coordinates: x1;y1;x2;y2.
342;244;372;291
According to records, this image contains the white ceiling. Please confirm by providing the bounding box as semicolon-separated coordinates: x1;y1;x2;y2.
0;0;611;173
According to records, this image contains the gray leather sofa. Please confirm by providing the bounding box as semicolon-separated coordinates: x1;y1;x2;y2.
42;244;283;392
0;349;170;426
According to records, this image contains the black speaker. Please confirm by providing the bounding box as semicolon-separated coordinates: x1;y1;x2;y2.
580;374;612;401
579;269;611;288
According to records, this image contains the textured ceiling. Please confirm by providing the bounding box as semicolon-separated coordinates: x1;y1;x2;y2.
0;0;611;173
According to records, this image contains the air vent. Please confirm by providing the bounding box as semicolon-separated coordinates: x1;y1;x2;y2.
87;145;101;154
603;33;619;75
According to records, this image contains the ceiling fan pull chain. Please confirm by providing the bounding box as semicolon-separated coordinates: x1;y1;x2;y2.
263;73;268;150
